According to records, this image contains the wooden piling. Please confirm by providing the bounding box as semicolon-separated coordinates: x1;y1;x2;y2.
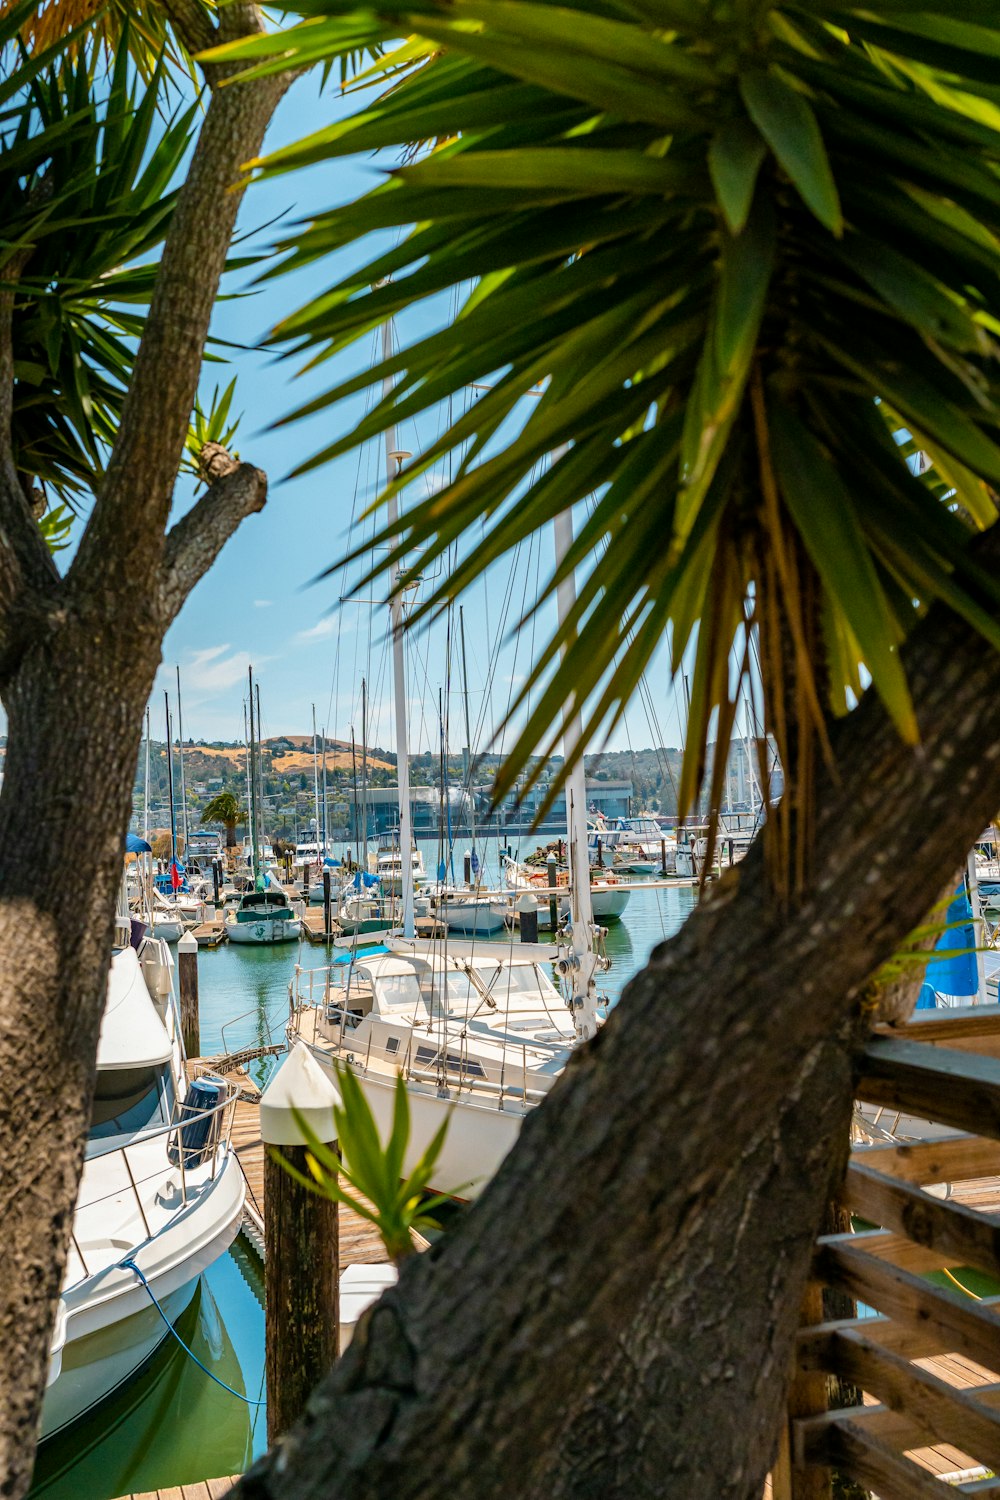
264;1143;339;1443
260;1045;341;1445
547;854;559;931
177;931;200;1057
323;868;332;939
660;838;668;876
517;892;539;944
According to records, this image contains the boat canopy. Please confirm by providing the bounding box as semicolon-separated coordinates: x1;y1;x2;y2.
125;832;151;854
96;948;172;1072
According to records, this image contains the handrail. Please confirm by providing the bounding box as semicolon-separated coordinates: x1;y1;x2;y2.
72;1083;240;1281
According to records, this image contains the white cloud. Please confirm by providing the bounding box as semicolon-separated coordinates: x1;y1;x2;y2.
254;598;272;608
296;615;338;642
184;645;258;695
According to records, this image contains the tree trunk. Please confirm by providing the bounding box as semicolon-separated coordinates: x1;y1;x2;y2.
234;551;1000;1500
0;609;159;1496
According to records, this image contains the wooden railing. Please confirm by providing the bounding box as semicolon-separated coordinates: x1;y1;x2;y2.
774;1007;1000;1499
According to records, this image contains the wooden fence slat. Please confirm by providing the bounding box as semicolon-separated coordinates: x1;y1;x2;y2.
857;1039;1000;1140
827;1328;1000;1469
802;1415;963;1499
851;1135;1000;1188
815;1241;1000;1376
842;1161;1000;1281
888;1007;1000;1043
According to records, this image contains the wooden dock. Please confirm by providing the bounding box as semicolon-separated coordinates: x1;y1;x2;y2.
120;1479;237;1500
191;918;227;948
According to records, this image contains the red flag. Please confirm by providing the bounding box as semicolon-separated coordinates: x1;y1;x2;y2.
170;859;182;892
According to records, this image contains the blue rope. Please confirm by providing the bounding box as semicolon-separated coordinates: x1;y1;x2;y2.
120;1257;266;1407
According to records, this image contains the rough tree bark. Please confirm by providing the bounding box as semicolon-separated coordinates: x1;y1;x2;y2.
0;12;290;1495
233;530;1000;1500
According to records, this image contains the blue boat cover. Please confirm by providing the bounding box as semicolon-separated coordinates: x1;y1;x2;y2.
916;886;978;1008
126;832;152;853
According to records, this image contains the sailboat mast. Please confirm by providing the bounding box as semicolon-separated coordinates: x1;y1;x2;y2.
255;682;265;858
143;708;151;844
176;665;190;855
350;727;360;866
320;727;329;854
360;678;369;856
381;313;415;938
459;604;476;874
311;703;322;856
247;666;259;882
552;466;599;1041
164;691;176;864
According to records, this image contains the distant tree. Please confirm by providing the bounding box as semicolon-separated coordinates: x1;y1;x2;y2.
200;791;245;849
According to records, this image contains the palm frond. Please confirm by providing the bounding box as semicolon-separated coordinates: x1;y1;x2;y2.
220;0;1000;891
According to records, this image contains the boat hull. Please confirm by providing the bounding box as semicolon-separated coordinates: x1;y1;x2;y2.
305;1043;525;1198
41;1278;197;1440
562;886;631;921
227;917;299;943
436;900;509;936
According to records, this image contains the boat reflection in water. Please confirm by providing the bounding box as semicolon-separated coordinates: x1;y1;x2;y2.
30;1244;266;1500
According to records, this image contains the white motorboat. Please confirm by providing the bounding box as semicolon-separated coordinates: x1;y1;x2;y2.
433;892;510;935
289;940;580;1196
370;841;426;897
42;933;244;1438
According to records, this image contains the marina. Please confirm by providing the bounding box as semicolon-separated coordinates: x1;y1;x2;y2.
6;10;1000;1498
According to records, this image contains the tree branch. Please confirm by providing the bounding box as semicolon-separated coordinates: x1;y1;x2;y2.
160;459;267;622
69;7;290;598
0;254;60;675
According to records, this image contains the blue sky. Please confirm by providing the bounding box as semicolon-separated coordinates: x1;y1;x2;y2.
20;67;691;760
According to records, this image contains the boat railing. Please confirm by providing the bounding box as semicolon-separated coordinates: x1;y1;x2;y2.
70;1080;240;1282
220;1004;279;1058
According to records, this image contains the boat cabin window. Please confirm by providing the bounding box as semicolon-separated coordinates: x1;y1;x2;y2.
375;973;425;1012
414;1045;485;1078
88;1063;172;1154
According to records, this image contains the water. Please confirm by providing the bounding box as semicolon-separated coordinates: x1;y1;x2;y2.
30;835;694;1498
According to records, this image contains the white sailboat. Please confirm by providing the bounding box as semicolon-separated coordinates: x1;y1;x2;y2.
289;422;611;1194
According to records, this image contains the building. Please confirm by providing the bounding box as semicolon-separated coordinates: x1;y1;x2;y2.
489;777;633;828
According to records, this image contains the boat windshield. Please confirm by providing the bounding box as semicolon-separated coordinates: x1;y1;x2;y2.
87;1062;173;1156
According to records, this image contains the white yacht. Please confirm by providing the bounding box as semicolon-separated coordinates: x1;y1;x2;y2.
502;853;631;923
43;931;245;1438
288;939;583;1196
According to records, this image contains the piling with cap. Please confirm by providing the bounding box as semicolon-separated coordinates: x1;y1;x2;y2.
546;854;559;931
323;868;332;939
177;931;200;1057
260;1043;340;1443
517;892;538;944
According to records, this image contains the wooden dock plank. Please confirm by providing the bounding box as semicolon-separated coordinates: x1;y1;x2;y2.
114;1479;238;1500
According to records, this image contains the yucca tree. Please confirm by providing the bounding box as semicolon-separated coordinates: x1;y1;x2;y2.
0;4;300;1492
204;6;1000;1499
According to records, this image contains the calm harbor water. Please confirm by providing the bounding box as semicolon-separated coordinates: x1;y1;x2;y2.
30;838;695;1499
